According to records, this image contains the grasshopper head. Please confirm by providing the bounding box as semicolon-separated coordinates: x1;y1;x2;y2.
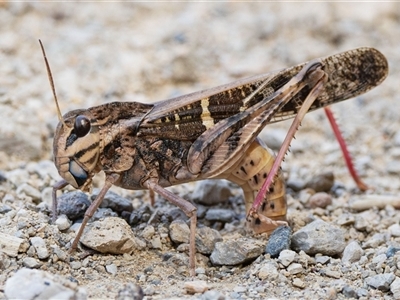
38;40;100;192
53;109;100;192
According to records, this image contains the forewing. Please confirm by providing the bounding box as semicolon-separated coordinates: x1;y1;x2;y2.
270;47;388;123
137;70;287;140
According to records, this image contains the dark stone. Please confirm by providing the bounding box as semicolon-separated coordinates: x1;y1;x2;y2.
265;226;292;258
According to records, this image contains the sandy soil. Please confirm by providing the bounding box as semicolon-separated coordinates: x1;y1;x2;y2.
1;2;400;299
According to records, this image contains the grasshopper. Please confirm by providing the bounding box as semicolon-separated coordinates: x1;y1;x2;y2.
40;41;387;276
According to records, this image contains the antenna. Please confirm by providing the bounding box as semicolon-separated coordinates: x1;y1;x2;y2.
39;39;66;127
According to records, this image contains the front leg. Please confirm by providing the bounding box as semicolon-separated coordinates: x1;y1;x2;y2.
52;179;69;223
142;178;197;277
69;173;120;253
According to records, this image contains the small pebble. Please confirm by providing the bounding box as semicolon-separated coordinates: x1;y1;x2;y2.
258;261;279;280
315;256;330;265
265;226;292;258
356;288;368;298
354;216;369;232
36;202;50;214
151;236;162;249
233;286;247;293
70;261;82;270
55;214;72;231
23;257;41;268
298;188;314;205
342;285;357;298
204;208;234;223
195;226;222;255
342;241;364;264
141;225;155;240
143;285;155;296
394;131;400;146
106;263;118;275
196;267;206;275
92;207;118;220
386;161;400;175
40;187;53;207
336;213;355;226
390;277;400;300
30;237;49;259
191;180;233;205
5;169;30;187
201;290;225;300
308;192;332;209
184;280;208;294
92;190;133;214
16;209;28;218
0;232;23;257
372;253;387;264
4;268;79;299
34;160;60;181
169;220;190;244
365;273;395;292
389;223;400;237
363;233;386;248
0;204;12;214
278;249;296;267
386;246;400;258
128;211;141;226
287;263;303;275
324;268;341;279
0;252;11;269
286;178;306;192
19;240;30;253
292;278;306;289
166;207;188;222
16;183;41;203
116;283;144;300
210;238;264;266
81;217;144;254
27;245;36;256
57;191;91;220
52;247;67;262
291;219;346;256
305;172;334;192
0;171;7;183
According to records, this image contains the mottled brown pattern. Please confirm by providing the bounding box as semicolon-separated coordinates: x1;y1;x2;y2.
54;46;387;214
52;48;388;275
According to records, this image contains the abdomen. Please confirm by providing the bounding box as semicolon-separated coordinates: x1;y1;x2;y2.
222;138;287;234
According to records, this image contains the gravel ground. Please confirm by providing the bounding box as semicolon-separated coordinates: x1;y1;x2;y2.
1;2;400;300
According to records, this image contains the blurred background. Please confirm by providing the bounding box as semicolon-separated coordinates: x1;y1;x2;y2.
0;2;399;190
1;3;400;299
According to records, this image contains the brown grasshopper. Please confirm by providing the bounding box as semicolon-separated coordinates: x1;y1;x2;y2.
40;41;388;276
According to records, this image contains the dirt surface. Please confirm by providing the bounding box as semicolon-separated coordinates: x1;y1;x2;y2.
1;2;400;300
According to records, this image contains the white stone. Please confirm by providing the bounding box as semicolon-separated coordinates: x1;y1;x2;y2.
287;263;303;275
389;224;400;237
258;261;279;281
390;277;400;300
342;241;364;264
30;237;49;259
184;280;208;294
80;217;143;254
4;268;78;299
55;215;72;231
278;249;296;267
106;264;118;275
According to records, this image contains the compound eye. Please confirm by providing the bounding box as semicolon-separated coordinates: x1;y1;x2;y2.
74;115;91;137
